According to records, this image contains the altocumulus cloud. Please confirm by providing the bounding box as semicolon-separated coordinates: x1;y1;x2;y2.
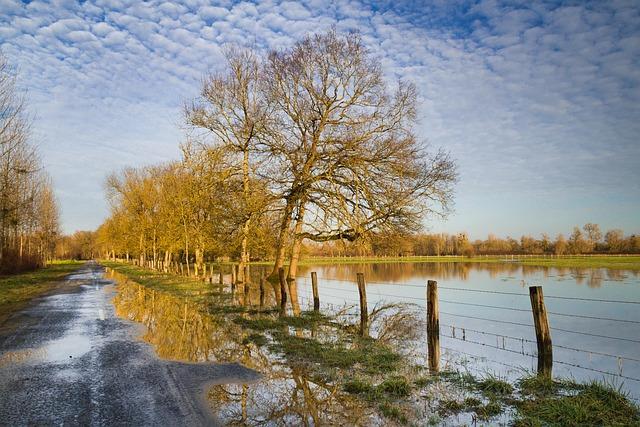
0;0;638;237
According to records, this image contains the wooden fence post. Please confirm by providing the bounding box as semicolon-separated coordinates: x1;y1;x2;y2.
259;274;265;309
244;274;250;301
356;273;368;337
427;280;440;373
311;272;319;312
530;286;553;378
278;268;287;315
219;270;224;285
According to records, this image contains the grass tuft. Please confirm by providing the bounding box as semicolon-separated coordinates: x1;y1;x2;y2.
476;375;514;396
378;376;412;397
514;379;640;426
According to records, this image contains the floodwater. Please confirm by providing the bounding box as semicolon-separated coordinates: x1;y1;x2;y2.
286;262;640;400
110;273;383;425
110;261;640;424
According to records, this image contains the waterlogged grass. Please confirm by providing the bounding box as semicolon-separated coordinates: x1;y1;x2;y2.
104;261;640;425
0;260;85;313
106;261;411;422
431;370;640;425
514;380;640;426
249;255;640;270
476;374;514;396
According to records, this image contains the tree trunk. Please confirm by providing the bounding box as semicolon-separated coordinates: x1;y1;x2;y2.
153;228;157;269
269;199;295;280
239;147;250;282
287;202;306;280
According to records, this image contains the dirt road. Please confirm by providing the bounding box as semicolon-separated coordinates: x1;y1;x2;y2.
0;262;259;426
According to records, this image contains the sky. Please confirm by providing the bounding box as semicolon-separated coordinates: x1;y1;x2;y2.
1;0;639;239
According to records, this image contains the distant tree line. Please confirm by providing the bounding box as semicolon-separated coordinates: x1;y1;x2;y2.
0;51;60;273
95;31;457;279
302;223;640;257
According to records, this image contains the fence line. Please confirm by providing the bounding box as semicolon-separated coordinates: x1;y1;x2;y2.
553;359;640;383
439;311;534;328
118;261;640;391
312;277;640;305
440;346;526;371
440;322;535;344
549;327;640;344
442;332;537;358
308;277;640;328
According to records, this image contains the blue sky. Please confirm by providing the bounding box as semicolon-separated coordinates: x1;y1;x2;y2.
1;0;639;239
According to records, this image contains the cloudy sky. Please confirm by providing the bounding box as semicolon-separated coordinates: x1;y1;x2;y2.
1;0;639;239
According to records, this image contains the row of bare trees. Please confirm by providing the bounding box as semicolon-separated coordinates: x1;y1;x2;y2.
0;52;60;273
304;224;640;257
97;31;457;279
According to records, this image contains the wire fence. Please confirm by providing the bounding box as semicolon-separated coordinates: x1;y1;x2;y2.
293;273;640;385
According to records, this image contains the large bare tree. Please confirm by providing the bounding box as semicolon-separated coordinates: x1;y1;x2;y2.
262;30;457;279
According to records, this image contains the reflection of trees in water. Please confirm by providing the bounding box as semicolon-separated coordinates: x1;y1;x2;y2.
111;274;375;425
587;270;604;288
297;262;536;283
295;262;625;290
209;362;371;426
567;269;602;288
605;269;626;281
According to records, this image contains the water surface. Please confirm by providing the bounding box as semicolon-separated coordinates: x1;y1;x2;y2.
287;262;640;399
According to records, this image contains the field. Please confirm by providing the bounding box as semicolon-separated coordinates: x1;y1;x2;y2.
0;260;85;322
243;255;640;270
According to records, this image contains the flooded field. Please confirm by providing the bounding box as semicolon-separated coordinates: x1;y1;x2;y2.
110;271;390;425
108;261;640;424
288;262;640;400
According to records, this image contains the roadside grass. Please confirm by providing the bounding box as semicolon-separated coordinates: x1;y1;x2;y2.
101;261;228;302
104;261;640;425
0;260;85;309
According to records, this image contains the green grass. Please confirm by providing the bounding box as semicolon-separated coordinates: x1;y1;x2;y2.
101;261;228;302
514;380;640;426
435;372;640;426
475;375;514;396
0;260;85;323
269;331;401;375
248;255;640;270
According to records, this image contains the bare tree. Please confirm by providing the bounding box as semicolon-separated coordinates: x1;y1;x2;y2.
0;50;59;272
186;47;270;280
262;30;457;278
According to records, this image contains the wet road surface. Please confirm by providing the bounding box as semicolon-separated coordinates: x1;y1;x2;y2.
0;262;260;426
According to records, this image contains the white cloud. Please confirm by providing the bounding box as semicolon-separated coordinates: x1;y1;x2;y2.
0;0;638;235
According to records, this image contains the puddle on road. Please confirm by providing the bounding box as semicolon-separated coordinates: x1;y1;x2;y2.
37;326;93;363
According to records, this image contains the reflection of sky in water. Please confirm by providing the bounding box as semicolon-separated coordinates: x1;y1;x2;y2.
0;285;101;366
